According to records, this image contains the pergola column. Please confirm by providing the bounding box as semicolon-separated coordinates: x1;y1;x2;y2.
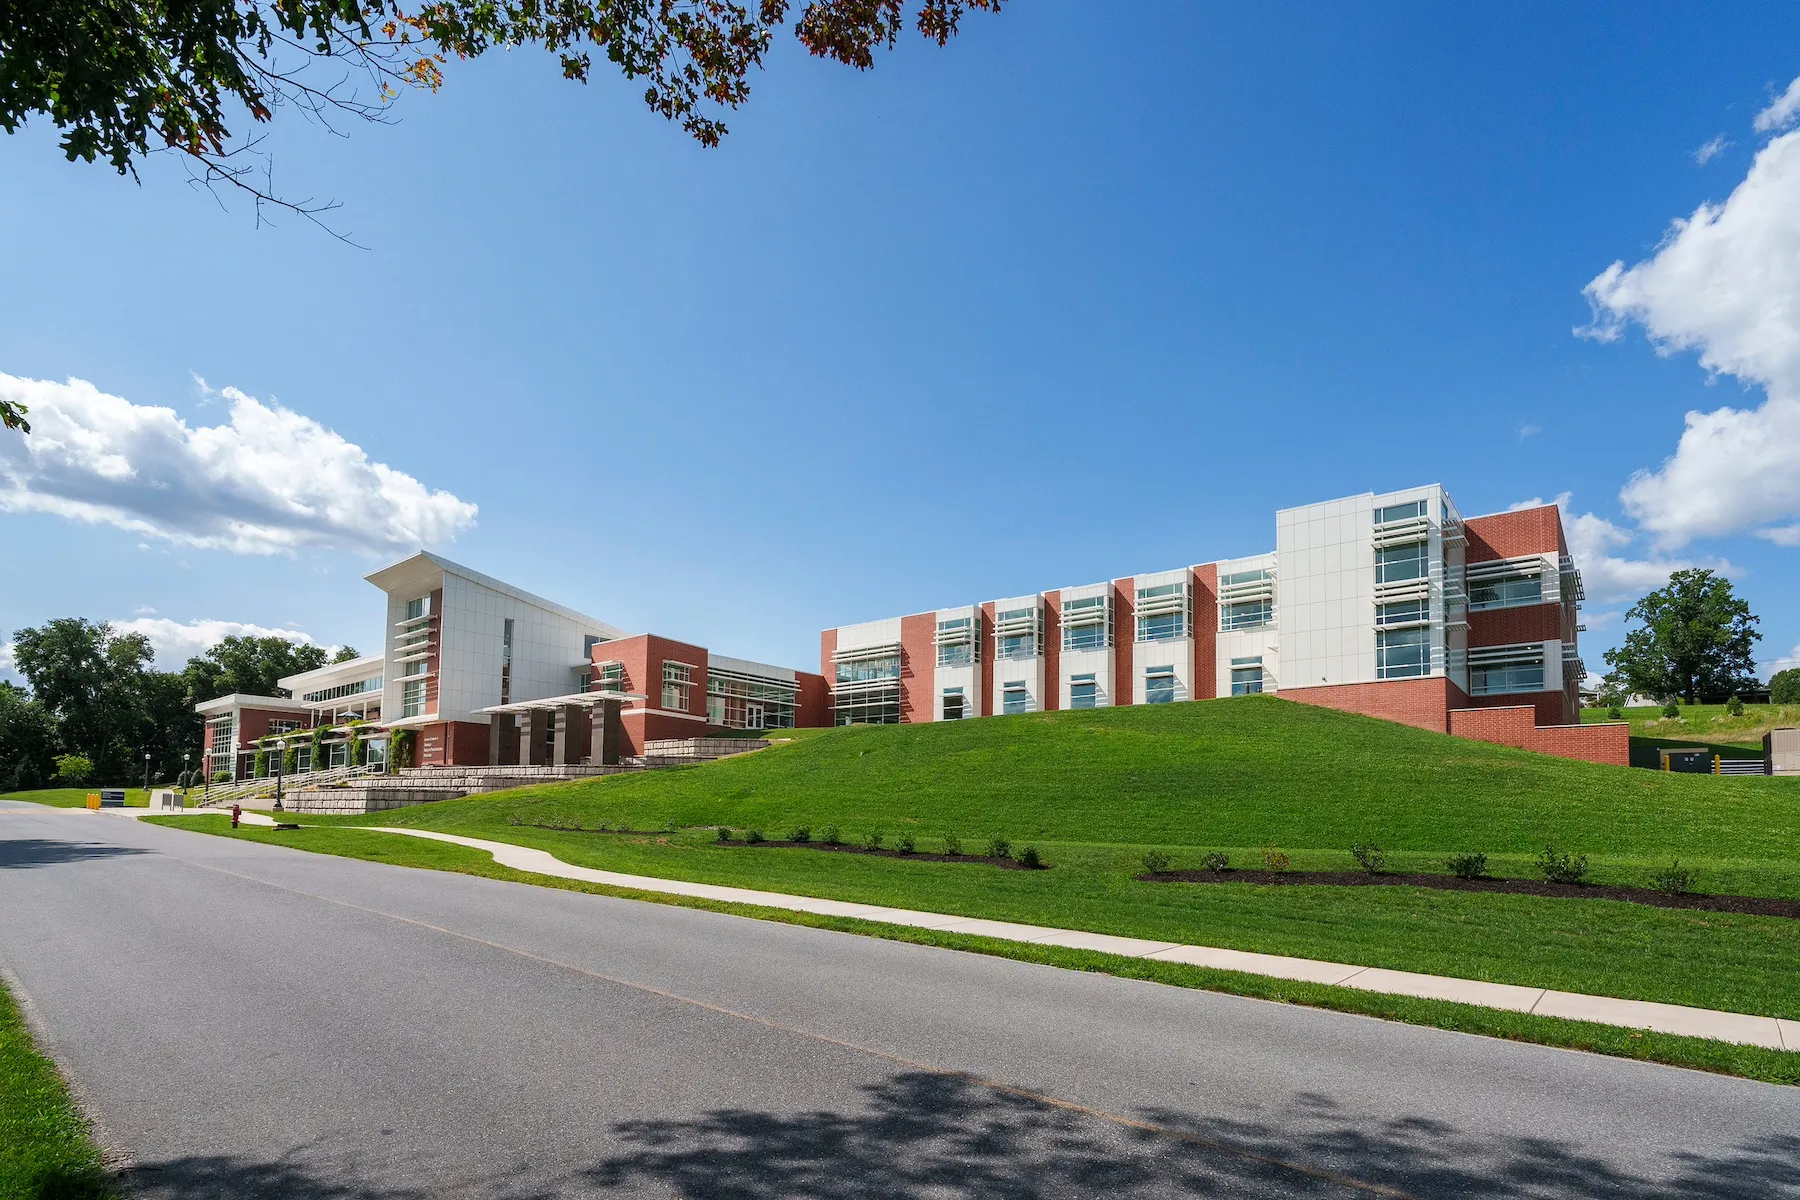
594;698;622;766
520;709;551;766
554;703;588;766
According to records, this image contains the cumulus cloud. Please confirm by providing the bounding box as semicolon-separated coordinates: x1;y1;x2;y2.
1767;641;1800;675
1509;493;1727;604
1754;76;1800;134
1579;121;1800;548
110;617;320;669
0;373;478;555
1694;135;1729;165
1517;422;1542;439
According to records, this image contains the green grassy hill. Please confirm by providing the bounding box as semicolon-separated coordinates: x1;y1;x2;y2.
1582;702;1799;755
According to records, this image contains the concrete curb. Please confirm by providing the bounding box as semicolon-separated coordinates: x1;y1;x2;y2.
363;825;1795;1052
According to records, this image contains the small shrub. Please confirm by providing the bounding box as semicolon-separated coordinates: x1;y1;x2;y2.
1261;845;1289;872
745;828;765;844
1141;850;1172;874
942;833;962;857
985;837;1011;860
1350;841;1386;874
1606;705;1624;721
863;830;884;851
1662;700;1680;719
1536;845;1588;885
896;833;916;854
1016;845;1044;869
1201;851;1230;873
789;826;811;844
1650;861;1698;896
819;824;841;846
716;826;731;842
1446;852;1487;880
1726;695;1745;717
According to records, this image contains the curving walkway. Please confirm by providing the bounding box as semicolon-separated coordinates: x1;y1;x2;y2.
350;825;1796;1053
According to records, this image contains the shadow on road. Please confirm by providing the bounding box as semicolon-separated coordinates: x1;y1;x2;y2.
91;1072;1800;1199
0;838;148;870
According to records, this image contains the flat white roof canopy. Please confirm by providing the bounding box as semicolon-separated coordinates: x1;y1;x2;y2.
473;690;647;715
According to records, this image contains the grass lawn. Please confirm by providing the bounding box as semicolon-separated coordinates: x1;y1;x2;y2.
157;697;1800;1024
1;788;154;808
158;815;1800;1087
0;978;114;1200
1583;702;1800;755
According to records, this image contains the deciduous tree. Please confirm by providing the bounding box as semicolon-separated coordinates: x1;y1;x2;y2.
1602;569;1761;705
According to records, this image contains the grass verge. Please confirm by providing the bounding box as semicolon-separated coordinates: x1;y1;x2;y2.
0;976;114;1200
2;788;153;809
151;816;1800;1088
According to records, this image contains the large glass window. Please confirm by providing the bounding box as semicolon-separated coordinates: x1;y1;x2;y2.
942;687;965;720
1220;599;1272;631
1230;656;1265;696
662;662;693;711
500;618;514;704
938;642;973;667
1061;595;1111;651
835;685;900;725
1063;623;1107;652
303;675;383;704
707;668;798;729
995;608;1039;660
1376;627;1430;678
1002;681;1030;715
401;678;427;717
1375;541;1429;584
835;654;900;684
1469;574;1544;610
1469;646;1548;696
1069;673;1098;709
1144;665;1177;704
1376;499;1428;524
1135;582;1189;643
1376;599;1429;626
1137;612;1186;642
404;596;427;621
936;617;977;666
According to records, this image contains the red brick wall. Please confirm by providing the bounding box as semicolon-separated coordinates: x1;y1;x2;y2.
1042;590;1062;712
900;613;935;724
1468;604;1564;647
617;709;714;755
1465;506;1567;562
600;633;709;719
1281;677;1456;732
979;602;995;718
794;670;830;728
1464;690;1570;727
445;720;490;766
1448;706;1628;766
423;587;444;716
1191;564;1219;701
1112;579;1135;706
819;628;837;692
418;721;448;766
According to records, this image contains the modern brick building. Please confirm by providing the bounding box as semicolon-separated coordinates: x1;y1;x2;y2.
822;484;1626;764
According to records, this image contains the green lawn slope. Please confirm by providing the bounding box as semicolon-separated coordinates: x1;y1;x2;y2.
1582;702;1800;756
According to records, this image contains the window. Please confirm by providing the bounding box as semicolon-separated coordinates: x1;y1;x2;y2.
302;675;382;704
267;719;302;736
942;687;965;720
835;685;900;725
1220;599;1272;631
1375;541;1429;584
1002;681;1030;715
1376;599;1429;627
207;714;235;776
1229;657;1264;696
403;659;427;677
1069;673;1098;709
708;667;799;729
594;660;625;691
835;654;900;683
1469;574;1543;610
1135;582;1189;643
1219;568;1272;589
500;618;514;704
401;678;427;718
1376;499;1428;525
995;608;1039;661
1061;595;1112;651
1376;627;1430;679
1469;645;1548;696
404;596;427;621
1144;665;1177;704
936;617;977;666
662;662;694;711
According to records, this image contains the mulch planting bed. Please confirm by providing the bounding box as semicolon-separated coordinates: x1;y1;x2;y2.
726;839;1041;869
1139;869;1800;920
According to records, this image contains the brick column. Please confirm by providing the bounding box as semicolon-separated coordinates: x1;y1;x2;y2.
521;709;550;766
554;704;588;765
595;699;622;765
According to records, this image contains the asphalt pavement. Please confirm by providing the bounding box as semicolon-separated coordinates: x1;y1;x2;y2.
2;798;1796;1199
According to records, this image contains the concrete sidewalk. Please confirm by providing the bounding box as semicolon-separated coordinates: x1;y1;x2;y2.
323;824;1797;1053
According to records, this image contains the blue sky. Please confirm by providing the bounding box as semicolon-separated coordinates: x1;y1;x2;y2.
3;2;1799;680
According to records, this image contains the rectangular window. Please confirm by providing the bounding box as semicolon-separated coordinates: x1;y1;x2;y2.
1375;541;1429;584
1145;665;1177;704
662;662;693;711
942;687;965;720
1063;623;1107;652
267;719;301;736
1376;499;1428;525
937;642;973;667
1219;568;1272;588
1002;681;1030;715
1220;599;1272;631
1069;673;1097;709
1137;612;1187;642
1469;645;1549;696
403;659;427;677
1375;599;1430;626
1061;595;1111;651
835;653;900;683
1376;627;1430;679
1468;574;1544;610
501;618;514;704
935;617;977;666
404;596;427;621
1135;582;1189;643
401;678;427;718
1229;656;1265;696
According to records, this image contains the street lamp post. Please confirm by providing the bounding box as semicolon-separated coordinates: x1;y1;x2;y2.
143;750;152;794
272;738;287;812
181;751;189;794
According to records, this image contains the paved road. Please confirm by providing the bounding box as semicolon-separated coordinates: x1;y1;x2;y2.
2;800;1796;1199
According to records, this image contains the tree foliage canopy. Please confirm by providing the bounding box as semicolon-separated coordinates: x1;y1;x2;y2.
1772;667;1800;706
1601;569;1762;705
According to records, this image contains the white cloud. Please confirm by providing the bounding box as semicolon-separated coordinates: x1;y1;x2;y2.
111;617;318;669
1510;493;1727;604
0;373;478;556
1754;75;1800;134
1579;126;1800;548
1694;135;1729;165
1517;422;1542;439
1767;641;1800;675
1581;610;1625;633
1759;524;1800;546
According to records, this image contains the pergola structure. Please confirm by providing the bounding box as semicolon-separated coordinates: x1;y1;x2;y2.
473;690;646;767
